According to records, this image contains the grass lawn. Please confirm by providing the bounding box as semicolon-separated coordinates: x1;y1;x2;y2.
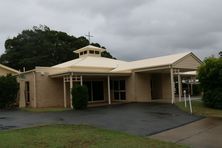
0;124;186;148
176;100;222;118
20;107;71;112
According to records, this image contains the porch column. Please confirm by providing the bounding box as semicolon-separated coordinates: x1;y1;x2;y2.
107;75;111;105
178;72;182;102
170;68;175;104
80;75;83;86
33;72;37;108
70;73;73;109
63;76;67;108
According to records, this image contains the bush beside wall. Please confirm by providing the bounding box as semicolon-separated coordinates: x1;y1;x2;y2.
72;84;88;110
198;57;222;109
0;75;19;109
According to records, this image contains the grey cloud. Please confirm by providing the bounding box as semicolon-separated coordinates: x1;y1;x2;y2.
0;0;221;61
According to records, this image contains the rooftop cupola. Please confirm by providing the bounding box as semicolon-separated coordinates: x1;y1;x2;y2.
74;45;106;58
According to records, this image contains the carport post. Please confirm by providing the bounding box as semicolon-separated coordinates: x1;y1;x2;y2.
70;73;73;109
178;73;182;102
63;76;67;108
170;68;175;104
107;75;111;105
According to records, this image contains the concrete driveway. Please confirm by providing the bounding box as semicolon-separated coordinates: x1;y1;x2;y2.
151;117;222;148
0;103;202;136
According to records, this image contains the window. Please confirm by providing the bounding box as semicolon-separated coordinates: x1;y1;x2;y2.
89;50;94;54
111;80;126;100
80;52;84;55
84;51;87;54
83;81;104;102
25;81;30;104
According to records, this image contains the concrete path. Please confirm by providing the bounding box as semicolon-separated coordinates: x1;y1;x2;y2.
0;103;202;136
151;118;222;148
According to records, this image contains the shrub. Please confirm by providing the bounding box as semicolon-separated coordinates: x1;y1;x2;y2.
198;57;222;109
72;84;88;110
0;75;19;109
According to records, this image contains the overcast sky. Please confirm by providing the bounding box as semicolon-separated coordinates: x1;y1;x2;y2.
0;0;221;61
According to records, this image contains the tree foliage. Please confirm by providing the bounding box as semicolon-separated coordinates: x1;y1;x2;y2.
198;57;222;109
219;51;222;58
0;25;115;71
91;43;116;59
0;75;19;109
72;84;88;110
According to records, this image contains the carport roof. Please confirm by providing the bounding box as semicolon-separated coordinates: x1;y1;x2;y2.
112;52;201;72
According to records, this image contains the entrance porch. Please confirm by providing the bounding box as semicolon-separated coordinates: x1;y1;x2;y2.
51;73;130;108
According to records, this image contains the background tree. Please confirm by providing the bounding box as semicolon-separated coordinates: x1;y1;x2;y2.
0;25;115;71
198;57;222;109
90;43;116;59
219;51;222;58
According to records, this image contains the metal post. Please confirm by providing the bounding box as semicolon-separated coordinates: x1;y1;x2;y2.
188;94;192;114
184;90;187;108
80;75;83;86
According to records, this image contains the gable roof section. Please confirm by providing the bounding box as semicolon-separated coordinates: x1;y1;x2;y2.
172;52;203;70
112;52;194;72
0;64;20;74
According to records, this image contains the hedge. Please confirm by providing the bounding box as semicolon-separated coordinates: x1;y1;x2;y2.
0;75;19;109
72;84;88;110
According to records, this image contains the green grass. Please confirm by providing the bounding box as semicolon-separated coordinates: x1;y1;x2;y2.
0;124;187;148
20;107;71;112
176;100;222;118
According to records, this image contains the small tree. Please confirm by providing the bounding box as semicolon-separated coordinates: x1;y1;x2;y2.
198;57;222;109
0;75;19;109
72;84;88;110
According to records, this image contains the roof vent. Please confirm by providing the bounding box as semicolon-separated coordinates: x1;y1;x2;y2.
74;45;106;58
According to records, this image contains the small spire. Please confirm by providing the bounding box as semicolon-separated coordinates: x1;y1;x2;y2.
85;32;93;44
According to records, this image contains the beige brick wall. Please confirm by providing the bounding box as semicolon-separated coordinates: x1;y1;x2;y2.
134;73;151;102
161;73;172;102
35;72;64;108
